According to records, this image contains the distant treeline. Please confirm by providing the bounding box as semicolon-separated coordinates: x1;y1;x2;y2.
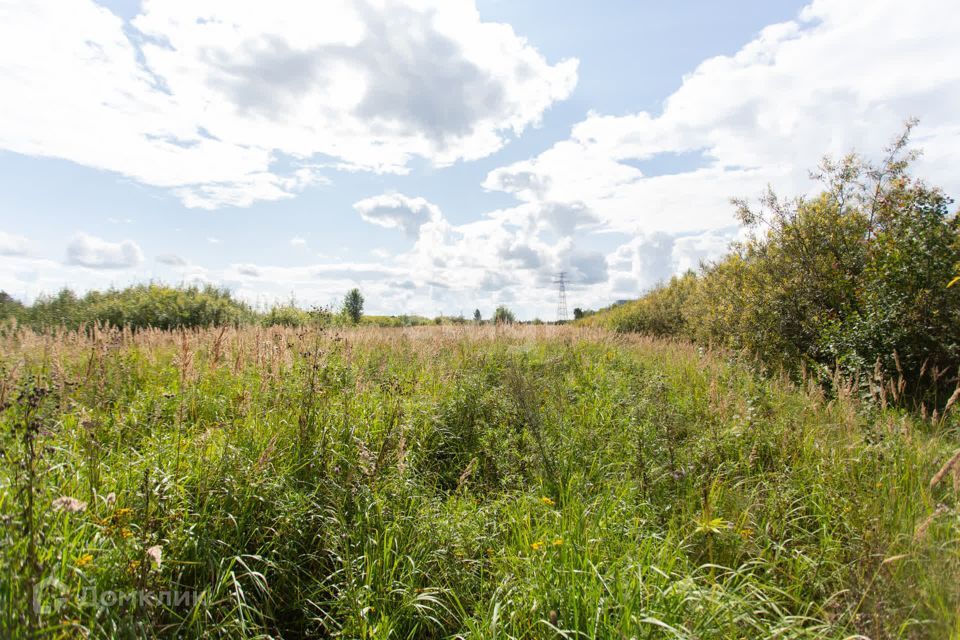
0;284;437;331
0;284;256;330
0;284;532;331
582;124;960;403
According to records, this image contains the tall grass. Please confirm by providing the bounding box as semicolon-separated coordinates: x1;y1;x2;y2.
0;325;957;638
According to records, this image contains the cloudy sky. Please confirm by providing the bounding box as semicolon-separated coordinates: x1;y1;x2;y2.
1;0;958;318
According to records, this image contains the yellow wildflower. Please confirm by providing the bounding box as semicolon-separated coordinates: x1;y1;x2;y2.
531;541;545;551
75;553;94;568
552;538;563;546
540;496;555;507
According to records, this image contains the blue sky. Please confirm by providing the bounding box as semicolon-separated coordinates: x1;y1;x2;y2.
1;0;958;318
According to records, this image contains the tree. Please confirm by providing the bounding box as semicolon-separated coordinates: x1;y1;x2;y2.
473;309;482;322
687;121;960;401
588;122;959;405
573;307;584;320
493;305;515;324
342;288;364;324
0;291;24;321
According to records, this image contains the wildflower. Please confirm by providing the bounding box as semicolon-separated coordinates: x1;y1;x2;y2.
119;527;133;539
552;538;563;546
146;545;162;569
105;492;116;506
738;528;753;540
52;497;87;513
540;496;555;507
127;559;141;575
75;553;94;568
103;507;134;528
531;541;545;551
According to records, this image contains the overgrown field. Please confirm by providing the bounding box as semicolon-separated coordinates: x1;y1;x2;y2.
1;325;958;639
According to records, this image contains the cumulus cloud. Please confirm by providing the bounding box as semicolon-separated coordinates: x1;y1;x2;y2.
0;231;30;256
5;0;957;319
385;203;609;310
65;233;144;269
497;240;542;269
485;0;960;238
354;193;443;237
0;0;577;208
606;228;739;296
536;202;599;237
564;250;608;286
290;236;307;247
156;254;187;266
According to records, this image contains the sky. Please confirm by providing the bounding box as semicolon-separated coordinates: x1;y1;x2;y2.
0;0;958;319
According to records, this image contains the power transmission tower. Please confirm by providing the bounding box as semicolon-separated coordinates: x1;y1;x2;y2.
553;271;569;322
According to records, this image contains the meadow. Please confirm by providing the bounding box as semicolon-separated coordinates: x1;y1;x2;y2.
1;324;958;639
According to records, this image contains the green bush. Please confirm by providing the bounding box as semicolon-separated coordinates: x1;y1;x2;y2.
0;291;25;323
23;284;255;331
261;304;314;328
493;305;515;324
584;272;697;337
586;124;960;402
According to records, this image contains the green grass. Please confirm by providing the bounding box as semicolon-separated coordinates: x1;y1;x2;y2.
0;325;957;638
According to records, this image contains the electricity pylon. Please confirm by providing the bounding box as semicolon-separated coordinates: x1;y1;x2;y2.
553;272;569;322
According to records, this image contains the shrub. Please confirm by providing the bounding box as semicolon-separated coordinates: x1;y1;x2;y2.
493;305;515;324
585;272;697;337
22;284;255;330
587;123;960;403
261;304;313;327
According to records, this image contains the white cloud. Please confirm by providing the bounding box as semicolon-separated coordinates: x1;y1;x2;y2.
156;253;187;266
606;228;740;297
290;236;307;247
4;0;958;319
0;0;577;209
354;193;443;237
65;233;143;269
0;231;30;256
485;0;960;238
0;254;137;302
391;202;608;306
